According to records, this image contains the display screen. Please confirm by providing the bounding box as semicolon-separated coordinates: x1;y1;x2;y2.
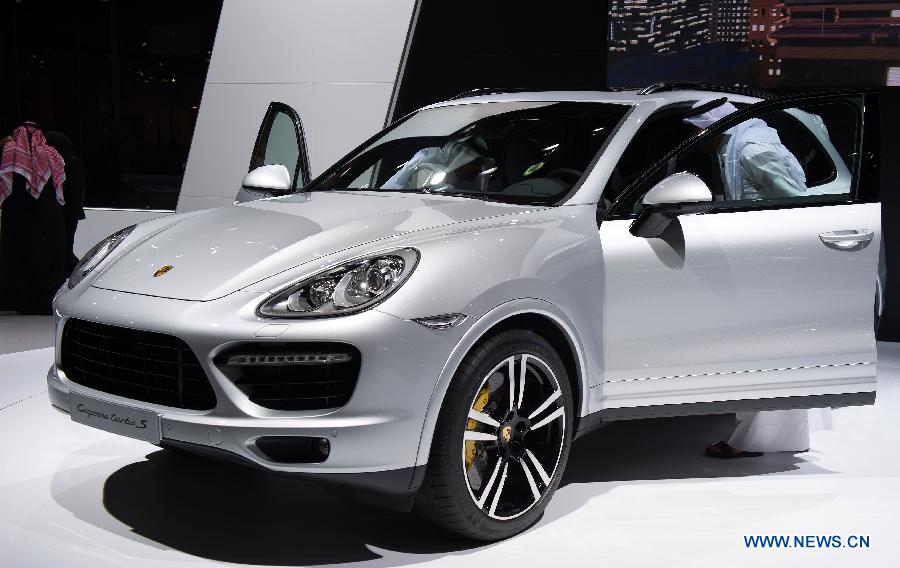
607;0;900;89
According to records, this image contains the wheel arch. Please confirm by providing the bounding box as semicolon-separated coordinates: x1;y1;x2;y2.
474;313;583;424
412;299;590;475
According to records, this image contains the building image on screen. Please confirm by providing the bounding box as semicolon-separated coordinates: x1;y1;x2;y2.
608;0;900;88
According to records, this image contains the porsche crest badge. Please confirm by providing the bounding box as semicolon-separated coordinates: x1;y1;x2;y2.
153;265;174;278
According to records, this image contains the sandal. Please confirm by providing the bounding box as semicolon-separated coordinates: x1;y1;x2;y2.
704;440;764;459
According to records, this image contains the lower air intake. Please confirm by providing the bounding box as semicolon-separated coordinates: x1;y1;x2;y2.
61;319;216;410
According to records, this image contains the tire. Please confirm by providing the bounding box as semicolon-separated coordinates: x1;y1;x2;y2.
414;329;574;540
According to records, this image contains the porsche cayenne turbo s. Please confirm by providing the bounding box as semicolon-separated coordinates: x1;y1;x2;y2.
49;84;882;540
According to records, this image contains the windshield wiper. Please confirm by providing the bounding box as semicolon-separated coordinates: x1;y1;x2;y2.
377;188;495;201
373;188;436;194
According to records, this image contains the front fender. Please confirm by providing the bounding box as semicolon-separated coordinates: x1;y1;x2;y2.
410;297;593;472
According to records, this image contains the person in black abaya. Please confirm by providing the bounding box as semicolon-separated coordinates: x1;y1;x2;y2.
0;122;68;315
45;131;86;275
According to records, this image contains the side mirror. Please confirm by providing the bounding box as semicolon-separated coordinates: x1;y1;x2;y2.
235;164;292;204
242;164;291;192
629;172;713;238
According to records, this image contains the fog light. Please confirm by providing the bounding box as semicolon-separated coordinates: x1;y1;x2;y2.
316;437;331;460
255;436;332;463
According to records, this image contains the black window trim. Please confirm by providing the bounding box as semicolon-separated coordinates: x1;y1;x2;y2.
249;101;311;190
605;90;879;221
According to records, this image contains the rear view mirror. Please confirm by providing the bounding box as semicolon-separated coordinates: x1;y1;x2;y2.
235;164;293;204
630;172;713;238
242;164;291;192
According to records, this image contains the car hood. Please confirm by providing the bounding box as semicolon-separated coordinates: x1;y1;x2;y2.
93;191;536;301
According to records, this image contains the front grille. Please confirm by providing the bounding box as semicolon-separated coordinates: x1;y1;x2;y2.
215;343;361;411
61;319;217;410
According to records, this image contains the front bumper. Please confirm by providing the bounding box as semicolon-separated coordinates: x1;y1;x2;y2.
48;284;460;496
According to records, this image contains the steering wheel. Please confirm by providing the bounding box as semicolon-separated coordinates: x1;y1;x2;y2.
545;168;583;185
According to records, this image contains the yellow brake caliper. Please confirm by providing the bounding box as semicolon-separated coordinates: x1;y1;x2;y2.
465;385;491;470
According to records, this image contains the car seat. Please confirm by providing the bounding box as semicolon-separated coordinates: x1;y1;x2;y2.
503;139;544;187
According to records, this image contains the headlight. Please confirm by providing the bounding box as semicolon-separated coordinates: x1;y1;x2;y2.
68;225;135;289
258;248;419;318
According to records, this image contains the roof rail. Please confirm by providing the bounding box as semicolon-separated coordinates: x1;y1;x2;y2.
638;81;774;99
446;87;539;101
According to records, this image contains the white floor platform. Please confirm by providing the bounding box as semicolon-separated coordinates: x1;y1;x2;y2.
1;342;898;567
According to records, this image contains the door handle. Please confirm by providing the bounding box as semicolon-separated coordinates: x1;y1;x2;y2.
819;229;875;249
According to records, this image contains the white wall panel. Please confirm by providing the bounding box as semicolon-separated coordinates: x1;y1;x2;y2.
308;0;414;84
206;0;314;84
180;83;314;199
177;0;416;213
305;82;394;174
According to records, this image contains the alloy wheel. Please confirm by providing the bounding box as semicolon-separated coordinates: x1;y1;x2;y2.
461;353;566;520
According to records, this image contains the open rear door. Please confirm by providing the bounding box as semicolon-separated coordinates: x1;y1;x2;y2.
235;101;311;203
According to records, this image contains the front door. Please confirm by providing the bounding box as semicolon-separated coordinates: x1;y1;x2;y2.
235;101;311;203
598;92;880;411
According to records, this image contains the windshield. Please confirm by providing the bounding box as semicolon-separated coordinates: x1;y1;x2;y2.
306;101;630;205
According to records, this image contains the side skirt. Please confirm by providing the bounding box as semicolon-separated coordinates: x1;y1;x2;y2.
575;390;875;439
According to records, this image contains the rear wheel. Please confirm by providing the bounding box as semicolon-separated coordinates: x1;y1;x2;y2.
414;329;573;540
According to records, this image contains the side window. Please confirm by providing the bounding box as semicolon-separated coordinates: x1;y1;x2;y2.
603;104;701;203
766;110;836;188
249;103;310;190
263;112;301;179
618;96;863;216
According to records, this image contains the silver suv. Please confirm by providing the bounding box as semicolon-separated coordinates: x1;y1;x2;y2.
49;84;881;540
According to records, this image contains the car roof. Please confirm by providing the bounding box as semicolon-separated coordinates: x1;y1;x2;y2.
426;89;762;109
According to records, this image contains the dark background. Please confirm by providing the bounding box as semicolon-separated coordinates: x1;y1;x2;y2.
0;0;222;211
877;89;900;340
390;1;609;119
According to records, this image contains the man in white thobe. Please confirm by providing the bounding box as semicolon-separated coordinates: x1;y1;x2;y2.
682;99;827;457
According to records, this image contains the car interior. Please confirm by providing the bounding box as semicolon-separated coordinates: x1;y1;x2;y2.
310;102;628;204
603;101;701;206
605;99;853;216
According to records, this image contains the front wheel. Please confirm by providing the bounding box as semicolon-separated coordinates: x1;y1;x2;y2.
414;329;573;540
